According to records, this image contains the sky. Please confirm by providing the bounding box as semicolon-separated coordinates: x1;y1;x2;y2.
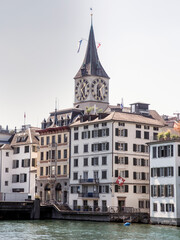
0;0;180;130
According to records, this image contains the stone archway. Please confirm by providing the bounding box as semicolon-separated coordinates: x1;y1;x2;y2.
44;183;51;202
55;183;62;202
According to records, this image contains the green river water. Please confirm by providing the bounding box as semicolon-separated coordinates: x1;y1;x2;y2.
0;220;180;240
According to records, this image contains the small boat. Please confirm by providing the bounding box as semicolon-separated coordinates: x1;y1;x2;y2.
124;222;131;226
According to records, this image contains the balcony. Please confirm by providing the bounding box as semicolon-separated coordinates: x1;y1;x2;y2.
78;192;99;198
79;178;99;184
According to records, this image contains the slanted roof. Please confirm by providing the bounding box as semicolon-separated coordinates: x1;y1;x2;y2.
74;24;109;79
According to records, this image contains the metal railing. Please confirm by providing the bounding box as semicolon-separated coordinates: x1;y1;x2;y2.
78;192;99;198
79;178;99;184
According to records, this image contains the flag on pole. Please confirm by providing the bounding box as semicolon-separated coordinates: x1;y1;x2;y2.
120;98;124;110
77;39;83;53
116;176;125;186
97;43;101;49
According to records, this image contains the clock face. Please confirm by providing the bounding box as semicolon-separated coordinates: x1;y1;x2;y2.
91;79;108;100
75;79;90;101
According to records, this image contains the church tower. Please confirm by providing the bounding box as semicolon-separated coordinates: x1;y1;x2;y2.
74;19;110;112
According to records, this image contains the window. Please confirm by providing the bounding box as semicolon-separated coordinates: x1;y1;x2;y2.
158;145;174;158
153;127;159;131
82;131;90;139
160;203;165;212
40;167;43;176
52;150;55;159
58;150;61;159
41;137;44;146
144;132;149;140
40;152;44;160
20;173;27;183
6;152;9;157
102;122;107;127
144;125;150;130
52;135;55;144
5;181;8;186
64;149;67;158
12;160;19;168
84;158;88;166
84;144;88;153
57;166;61;175
63;165;67;175
102;170;107;179
102;156;107;165
74;127;78;131
115;156;128;164
166;203;174;212
32;158;37;167
118;122;125;126
120;170;129;178
13;147;20;154
32;145;37;152
12;174;19;183
73;172;78;180
115;185;129;193
133;158;148;166
74;132;78;140
22;159;30;167
64;134;67;143
92;157;99;166
133;144;148;153
58;135;61;143
115;128;128;137
136;124;141;128
46;136;50;145
115;142;128;151
153;203;157;212
84;125;88;129
136;130;141;138
74;146;78;154
92;129;109;138
94;124;99;128
153;133;158;140
5;168;9;173
74;158;78;167
92;142;109;152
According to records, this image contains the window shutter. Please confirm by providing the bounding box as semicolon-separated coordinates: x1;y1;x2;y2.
151;168;153;177
125;143;128;151
92;158;94;166
172;185;174;197
106;142;109;151
166;204;168;212
141;145;145;152
22;160;24;167
141;158;145;166
125;185;128;192
125;170;129;178
125;129;128;137
99;186;102;193
172;204;174;212
133;172;136;179
82;132;84;139
115;128;119;136
134;186;137;193
165;185;168;197
115;156;118;164
106;186;109;193
133;158;137;166
125;157;128;165
92;131;94;138
158;185;160;197
106;128;109;136
171;145;174;157
115;170;118;177
133;144;136;152
171;167;174;176
157;168;160;177
98;129;102;137
28;159;30;167
115;185;118;192
151;185;153;197
91;144;94;152
71;187;73;193
98;144;102;151
115;142;119;150
88;131;90;138
164;167;167;177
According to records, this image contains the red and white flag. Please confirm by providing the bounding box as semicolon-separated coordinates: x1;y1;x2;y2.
116;176;125;186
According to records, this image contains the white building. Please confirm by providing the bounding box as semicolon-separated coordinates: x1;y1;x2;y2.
69;108;164;212
0;126;39;201
149;139;180;226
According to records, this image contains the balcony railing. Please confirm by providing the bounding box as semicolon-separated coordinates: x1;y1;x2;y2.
78;192;99;198
79;178;99;184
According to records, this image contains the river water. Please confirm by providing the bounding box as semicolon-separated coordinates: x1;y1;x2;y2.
0;220;180;240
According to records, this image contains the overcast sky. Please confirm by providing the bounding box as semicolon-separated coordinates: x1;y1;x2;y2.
0;0;180;130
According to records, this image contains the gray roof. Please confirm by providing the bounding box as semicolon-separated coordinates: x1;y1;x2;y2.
74;24;109;79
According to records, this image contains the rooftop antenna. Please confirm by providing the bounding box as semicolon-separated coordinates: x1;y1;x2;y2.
90;8;93;25
54;98;58;125
24;112;26;126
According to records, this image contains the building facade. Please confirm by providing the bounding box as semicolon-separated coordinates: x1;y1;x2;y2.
149;139;180;226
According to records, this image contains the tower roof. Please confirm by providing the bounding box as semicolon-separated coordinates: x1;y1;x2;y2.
74;24;109;79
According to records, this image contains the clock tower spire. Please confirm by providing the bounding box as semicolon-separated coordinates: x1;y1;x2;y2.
74;17;110;112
